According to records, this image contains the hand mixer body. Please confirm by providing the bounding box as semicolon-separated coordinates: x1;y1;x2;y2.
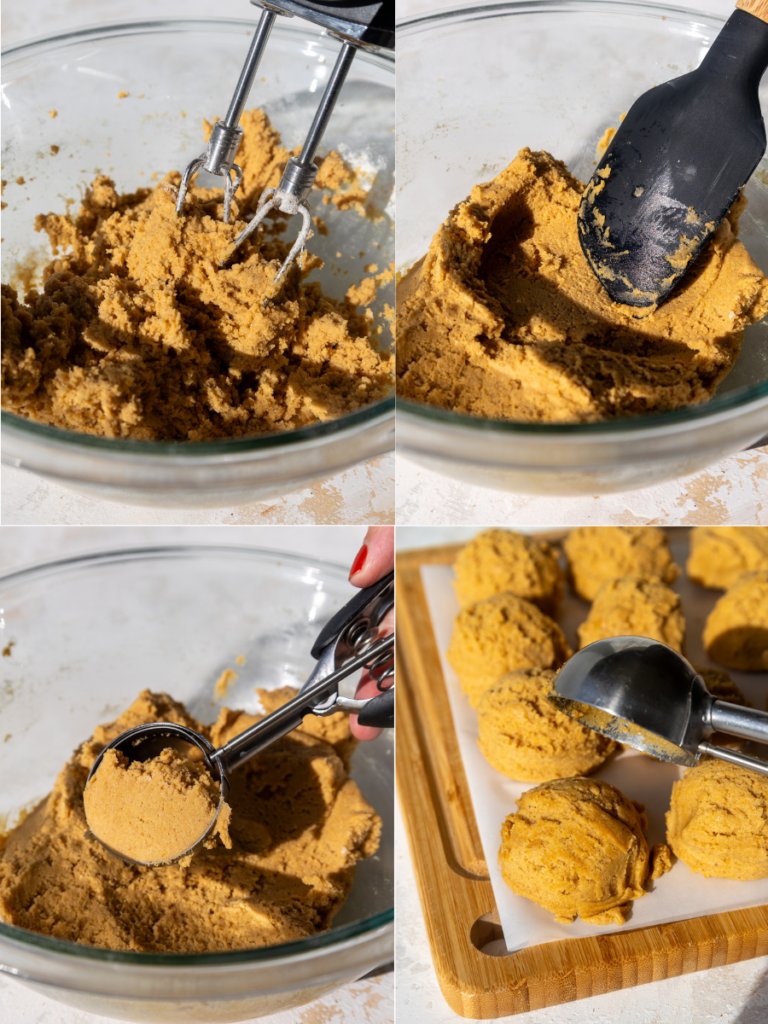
84;570;394;866
176;0;395;283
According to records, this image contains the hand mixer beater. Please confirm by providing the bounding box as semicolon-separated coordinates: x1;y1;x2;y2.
175;0;395;283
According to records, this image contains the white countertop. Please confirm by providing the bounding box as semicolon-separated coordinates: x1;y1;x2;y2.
0;526;392;1024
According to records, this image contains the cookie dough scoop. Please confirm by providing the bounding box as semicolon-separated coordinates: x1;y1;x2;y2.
548;635;768;776
84;571;394;866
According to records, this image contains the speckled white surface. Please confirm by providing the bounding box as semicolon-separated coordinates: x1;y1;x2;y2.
0;526;392;1024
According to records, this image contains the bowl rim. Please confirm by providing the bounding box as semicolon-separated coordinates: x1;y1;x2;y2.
396;0;768;435
1;18;394;457
0;543;394;968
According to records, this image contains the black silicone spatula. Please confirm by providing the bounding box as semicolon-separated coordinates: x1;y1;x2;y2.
578;0;768;312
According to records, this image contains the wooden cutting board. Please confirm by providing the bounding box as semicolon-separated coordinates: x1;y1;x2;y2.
395;540;768;1019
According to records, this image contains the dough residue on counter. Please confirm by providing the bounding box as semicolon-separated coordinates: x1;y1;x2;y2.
2;109;392;440
83;746;227;864
0;688;381;952
396;148;768;423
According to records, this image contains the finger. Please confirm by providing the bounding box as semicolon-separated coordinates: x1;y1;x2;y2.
349;527;394;588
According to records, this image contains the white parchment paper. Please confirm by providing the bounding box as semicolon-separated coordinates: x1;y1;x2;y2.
420;555;768;954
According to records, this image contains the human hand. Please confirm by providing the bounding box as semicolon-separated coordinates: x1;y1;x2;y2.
348;527;394;741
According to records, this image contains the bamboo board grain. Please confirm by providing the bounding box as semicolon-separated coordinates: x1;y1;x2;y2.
395;541;768;1019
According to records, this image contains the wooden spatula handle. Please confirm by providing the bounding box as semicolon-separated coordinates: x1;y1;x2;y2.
737;0;768;25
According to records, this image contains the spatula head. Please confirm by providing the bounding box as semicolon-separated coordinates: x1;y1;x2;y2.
578;9;768;312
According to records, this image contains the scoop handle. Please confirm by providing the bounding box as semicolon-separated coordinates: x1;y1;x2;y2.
697;741;768;776
709;699;768;744
737;0;768;25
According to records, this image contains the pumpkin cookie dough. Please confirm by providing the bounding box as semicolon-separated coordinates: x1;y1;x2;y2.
453;529;563;615
498;777;672;924
688;527;768;590
477;668;616;781
447;593;572;707
2;109;392;440
396;149;768;422
0;688;381;952
703;571;768;671
577;576;685;653
564;526;679;602
84;746;229;864
666;761;768;880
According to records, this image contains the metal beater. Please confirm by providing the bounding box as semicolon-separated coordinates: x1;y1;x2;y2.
175;0;395;283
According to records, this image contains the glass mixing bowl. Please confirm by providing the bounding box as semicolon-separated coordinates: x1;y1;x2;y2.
1;20;394;509
0;547;393;1023
396;1;768;495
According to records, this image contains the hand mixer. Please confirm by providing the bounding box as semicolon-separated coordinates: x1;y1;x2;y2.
175;0;395;283
85;569;394;866
548;635;768;776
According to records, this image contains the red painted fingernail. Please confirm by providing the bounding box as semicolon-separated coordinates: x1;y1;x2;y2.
349;544;368;579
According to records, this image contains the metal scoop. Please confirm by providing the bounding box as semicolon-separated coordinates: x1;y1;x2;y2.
548;636;768;776
85;570;394;866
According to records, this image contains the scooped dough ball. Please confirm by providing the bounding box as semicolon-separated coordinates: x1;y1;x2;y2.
694;664;752;752
499;777;672;924
453;529;563;616
687;527;768;590
703;571;768;671
447;593;572;707
577;576;685;653
564;527;679;602
666;760;768;880
477;668;617;781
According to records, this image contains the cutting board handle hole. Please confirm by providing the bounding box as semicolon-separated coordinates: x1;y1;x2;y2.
471;911;512;957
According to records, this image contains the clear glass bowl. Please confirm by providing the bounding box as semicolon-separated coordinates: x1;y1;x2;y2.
396;1;768;495
0;547;393;1023
1;20;394;509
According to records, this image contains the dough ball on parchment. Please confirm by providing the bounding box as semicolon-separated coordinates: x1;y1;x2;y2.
577;576;685;653
447;593;571;708
666;760;768;880
687;527;768;590
477;668;617;782
564;527;679;602
703;571;768;671
452;529;563;616
499;777;672;924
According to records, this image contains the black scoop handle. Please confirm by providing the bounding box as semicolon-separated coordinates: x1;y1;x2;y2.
356;686;394;729
311;570;394;659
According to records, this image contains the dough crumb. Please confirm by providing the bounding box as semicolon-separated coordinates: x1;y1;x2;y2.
213;668;239;700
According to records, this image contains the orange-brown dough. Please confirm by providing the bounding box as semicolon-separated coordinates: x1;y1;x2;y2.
2;110;392;440
83;747;229;865
703;571;768;671
477;668;616;781
0;688;380;952
577;576;685;653
666;761;768;880
564;526;679;602
447;592;571;707
396;149;768;422
498;777;672;924
452;528;563;615
687;527;768;590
